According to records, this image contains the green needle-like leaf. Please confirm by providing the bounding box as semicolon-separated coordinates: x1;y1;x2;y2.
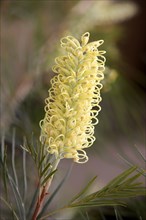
74;167;145;204
41;169;57;186
69;200;125;208
0;143;8;199
38;154;46;170
40;163;51;179
12;129;18;186
70;176;97;204
0;197;19;220
8;175;26;220
22;148;27;202
101;166;138;189
40;166;146;219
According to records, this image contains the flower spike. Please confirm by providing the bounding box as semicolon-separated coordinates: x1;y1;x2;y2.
40;32;106;163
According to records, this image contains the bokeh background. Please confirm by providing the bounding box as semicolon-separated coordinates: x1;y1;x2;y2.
1;0;146;219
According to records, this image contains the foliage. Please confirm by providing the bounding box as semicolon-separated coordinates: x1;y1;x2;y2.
0;133;145;219
0;1;145;220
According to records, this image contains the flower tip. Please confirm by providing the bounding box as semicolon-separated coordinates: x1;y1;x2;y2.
81;32;90;47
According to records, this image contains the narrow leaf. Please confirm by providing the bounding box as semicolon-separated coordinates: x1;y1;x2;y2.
74;166;145;204
41;169;57;186
40;163;51;179
102;166;137;189
20;145;29;152
22;147;27;202
38;155;47;170
8;175;26;220
12;129;18;186
69;200;125;208
0;196;19;220
69;176;97;204
118;172;142;189
0;144;8;199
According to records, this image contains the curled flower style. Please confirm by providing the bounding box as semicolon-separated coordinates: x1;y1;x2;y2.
40;32;106;163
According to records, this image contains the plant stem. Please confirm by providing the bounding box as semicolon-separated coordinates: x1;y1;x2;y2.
32;158;60;220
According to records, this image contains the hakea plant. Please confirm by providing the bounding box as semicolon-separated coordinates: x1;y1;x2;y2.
40;32;106;163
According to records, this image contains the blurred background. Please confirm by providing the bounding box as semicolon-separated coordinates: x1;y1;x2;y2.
1;0;146;219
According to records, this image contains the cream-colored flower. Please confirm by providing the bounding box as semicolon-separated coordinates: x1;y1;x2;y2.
40;32;106;163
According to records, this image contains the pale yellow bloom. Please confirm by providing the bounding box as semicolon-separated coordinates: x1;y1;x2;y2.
40;32;106;163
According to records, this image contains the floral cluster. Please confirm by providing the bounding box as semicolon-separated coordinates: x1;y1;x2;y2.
40;32;106;163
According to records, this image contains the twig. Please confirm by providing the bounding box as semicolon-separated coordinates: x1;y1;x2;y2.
32;182;49;220
32;158;60;220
